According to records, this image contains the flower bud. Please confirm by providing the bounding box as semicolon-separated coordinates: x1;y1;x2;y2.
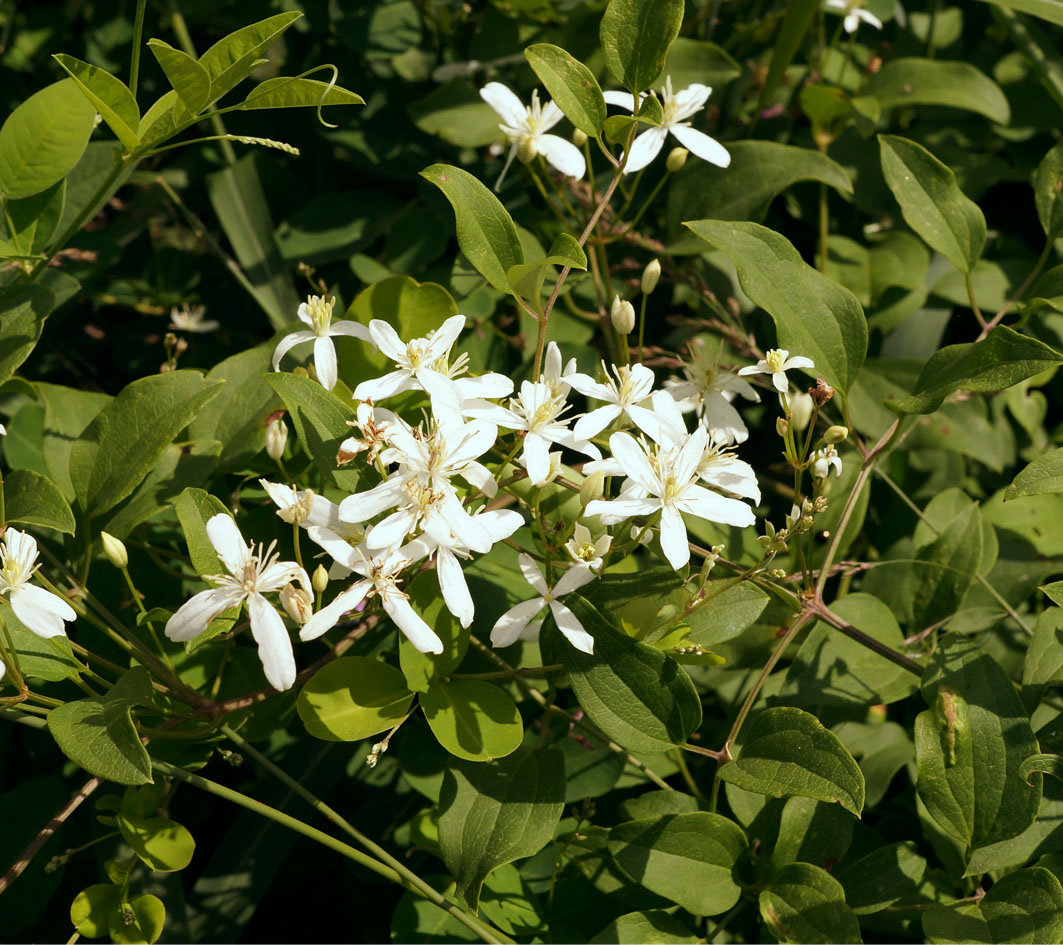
572;128;588;148
823;424;849;444
101;532;128;569
789;391;814;432
517;138;537;164
666;147;688;172
279;583;313;625
579;471;605;506
312;564;329;594
610;295;635;334
776;417;790;438
265;418;288;460
641;259;661;295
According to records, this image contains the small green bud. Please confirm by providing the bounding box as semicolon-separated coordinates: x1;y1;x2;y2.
101;531;128;569
641;259;661;295
776;417;790;438
312;564;329;594
610;295;635;334
580;471;605;506
824;424;849;444
265;417;288;460
572;128;588;148
665;147;689;172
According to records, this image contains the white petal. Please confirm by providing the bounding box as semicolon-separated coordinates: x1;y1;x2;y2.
382;590;443;654
479;509;524;543
367;319;408;362
584;495;657;523
680;484;756;528
165;586;244;642
623;126;668;174
608;432;658;493
258;560;306;593
206;514;247;577
603;90;636;111
553;563;597;597
248;593;296;691
459;461;497;498
659;506;691;569
518;553;549;596
772;371;789;393
573;404;622;442
669;124;730;168
437;548;474;627
339;477;406;522
353;370;414;403
674;426;708;485
565;372;613;402
670;83;713;122
537;135;586;179
367;509;417;552
271;330;315;371
480;82;528;127
539;99;564;131
783;355;815;371
10;584;76;638
549;600;594;654
423;314;467;362
329;320;372;342
299;580;370;641
313;335;338;391
455;372;513;400
522;432;552;485
296;301;314;327
491;598;546;648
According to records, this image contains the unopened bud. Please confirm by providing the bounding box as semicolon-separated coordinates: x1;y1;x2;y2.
641;259;661;295
517;138;537;164
666;147;688;172
101;532;128;569
789;391;814;432
824;425;849;444
776;417;790;438
580;471;605;506
279;583;313;625
610;295;635;334
265;418;288;460
572;128;588;147
312;564;329;594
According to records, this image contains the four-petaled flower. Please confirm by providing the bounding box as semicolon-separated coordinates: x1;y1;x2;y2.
822;0;883;33
738;349;815;394
567;362;656;441
491;555;598;653
165;514;310;691
811;445;843;479
604;77;730;174
563;523;611;573
272;295;372;391
0;528;76;644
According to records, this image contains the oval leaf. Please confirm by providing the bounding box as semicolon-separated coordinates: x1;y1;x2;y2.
241;76;364;110
1005;447;1063;500
198;12;303;105
147;40;211;115
863;58;1010;124
525;44;606;136
4;468;75;534
297;657;415;741
115;814;196;872
600;0;684;94
421;677;523;761
759;862;863;944
53;54;140;150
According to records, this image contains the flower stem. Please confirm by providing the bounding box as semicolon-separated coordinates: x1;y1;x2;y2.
128;0;148;96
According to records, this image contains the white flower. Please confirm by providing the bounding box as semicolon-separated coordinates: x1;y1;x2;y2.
822;0;883;33
480;82;586;180
169;304;219;333
542;341;578;399
0;529;76;640
697;443;761;504
337;402;401;466
165;515;309;691
666;340;760;444
272;295;372;392
585;427;755;570
259;480;323;526
491;554;597;653
567;362;656;441
563;523;611;573
405;509;524;627
0;423;6;436
737;348;815;394
811;445;843;479
603;76;729;174
299;537;442;653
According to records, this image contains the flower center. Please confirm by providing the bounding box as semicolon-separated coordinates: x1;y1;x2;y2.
306;295;334;336
574;541;597;561
765;349;787;373
0;551;25;589
405;338;428;368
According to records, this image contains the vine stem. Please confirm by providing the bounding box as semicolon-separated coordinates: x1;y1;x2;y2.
128;0;148;96
219;725;512;945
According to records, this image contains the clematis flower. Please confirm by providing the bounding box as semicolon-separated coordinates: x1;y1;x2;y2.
272;295;372;392
603;77;729;174
737;349;815;394
337;402;401;466
0;528;76;642
491;554;597;653
169;304;219;333
585;427;755;570
165;514;310;692
821;0;883;33
480;82;586;182
665;340;760;444
298;536;443;654
811;445;843;479
563;523;611;573
567;362;656;441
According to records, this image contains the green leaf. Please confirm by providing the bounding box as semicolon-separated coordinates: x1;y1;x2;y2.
109;893;165;945
198;12;303;105
0;80;96;199
768;796;854;870
1033;140;1063;238
68;370;222;520
437;745;564;909
71;885;122;939
916;634;1041;850
408;80;502;149
207;153;301;330
421;678;523;761
0;284;54;387
3;602;81;682
908;503;983;630
1005;447;1063;500
886;326;1063;414
147;40;211;115
758;0;819;112
759;862;863;945
4;180;66;255
600;0;684;94
683;219;867;393
297;657;415;741
685;580;769;648
174;488;230;576
115;814;195;872
53;54;140;151
974;0;1063;26
590;910;698;944
835;842;927;915
265;372;360;492
654;37;741;91
607;813;747;916
539;595;702;755
863;58;1010;124
718;707;865;817
47;667;154;785
525;44;606;136
507;232;587;312
420;163;523;294
241;77;364;110
879;134;986;274
4;468;75;534
399;573;466;693
1020;754;1063;785
922;867;1063;944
